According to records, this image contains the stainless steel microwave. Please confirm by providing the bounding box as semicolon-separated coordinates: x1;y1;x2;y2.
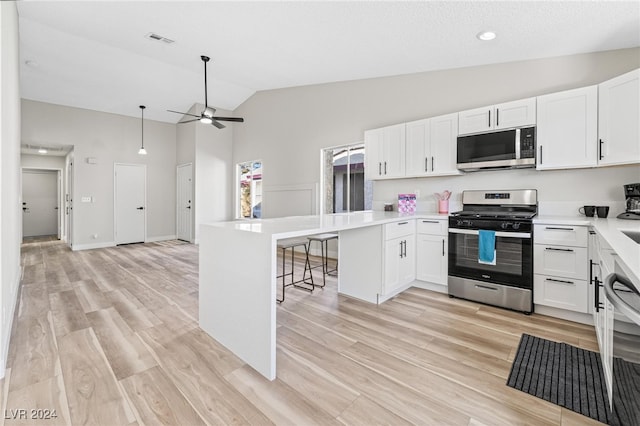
457;127;536;171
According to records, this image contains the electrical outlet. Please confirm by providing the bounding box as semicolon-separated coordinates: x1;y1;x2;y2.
415;189;421;198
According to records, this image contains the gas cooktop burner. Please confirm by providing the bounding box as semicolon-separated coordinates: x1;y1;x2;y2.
450;210;537;220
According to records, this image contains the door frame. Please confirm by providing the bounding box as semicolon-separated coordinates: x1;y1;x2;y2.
114;163;147;245
20;167;64;240
176;162;193;243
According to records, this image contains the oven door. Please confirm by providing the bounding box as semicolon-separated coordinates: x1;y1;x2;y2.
448;227;533;289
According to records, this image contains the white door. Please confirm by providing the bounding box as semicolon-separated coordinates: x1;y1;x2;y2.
66;156;74;247
22;170;59;238
115;164;146;245
176;163;193;242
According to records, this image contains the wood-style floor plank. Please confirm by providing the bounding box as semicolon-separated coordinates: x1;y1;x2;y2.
4;238;605;426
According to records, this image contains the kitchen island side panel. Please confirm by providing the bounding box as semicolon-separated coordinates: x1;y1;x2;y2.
338;226;383;303
199;224;276;380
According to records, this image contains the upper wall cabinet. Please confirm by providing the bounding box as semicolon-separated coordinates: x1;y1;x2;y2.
405;112;460;177
458;97;536;135
365;123;406;180
536;86;598;170
598;68;640;167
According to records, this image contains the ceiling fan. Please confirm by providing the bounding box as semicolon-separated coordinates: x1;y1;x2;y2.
168;55;244;129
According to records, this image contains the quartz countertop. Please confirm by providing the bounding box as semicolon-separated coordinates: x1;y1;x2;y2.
203;211;449;239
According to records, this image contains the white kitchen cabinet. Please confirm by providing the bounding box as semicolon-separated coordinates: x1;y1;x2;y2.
458;97;536;135
536;86;598;170
598;68;640;166
534;224;589;313
383;220;415;296
364;123;406;180
416;219;449;286
405;113;460;177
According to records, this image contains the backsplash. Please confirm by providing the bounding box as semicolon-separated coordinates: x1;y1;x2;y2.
372;164;639;217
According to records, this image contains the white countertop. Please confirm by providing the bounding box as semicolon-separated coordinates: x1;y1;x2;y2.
536;215;640;290
203;211;640;290
204;211;449;239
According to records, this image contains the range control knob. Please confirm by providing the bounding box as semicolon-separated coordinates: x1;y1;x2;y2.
501;222;509;229
513;222;521;230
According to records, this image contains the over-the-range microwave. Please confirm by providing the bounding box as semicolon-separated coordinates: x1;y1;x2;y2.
456;127;536;171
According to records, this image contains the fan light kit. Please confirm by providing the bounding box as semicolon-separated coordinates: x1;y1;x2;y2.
168;55;245;129
477;31;496;41
138;105;147;155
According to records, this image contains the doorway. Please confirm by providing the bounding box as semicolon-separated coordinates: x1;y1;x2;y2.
114;163;146;245
176;163;193;242
22;169;61;239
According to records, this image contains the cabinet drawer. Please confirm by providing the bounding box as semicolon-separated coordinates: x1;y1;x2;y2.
416;219;447;235
385;219;415;240
534;224;588;247
534;245;588;280
534;274;589;313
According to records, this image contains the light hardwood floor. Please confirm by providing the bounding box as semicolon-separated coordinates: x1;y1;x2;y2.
0;238;604;425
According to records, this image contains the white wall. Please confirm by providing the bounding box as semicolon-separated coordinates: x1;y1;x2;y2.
233;48;640;218
21;153;65;169
21;100;177;249
0;0;23;379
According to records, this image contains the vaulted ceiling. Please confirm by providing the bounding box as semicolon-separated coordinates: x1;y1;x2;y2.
17;1;640;123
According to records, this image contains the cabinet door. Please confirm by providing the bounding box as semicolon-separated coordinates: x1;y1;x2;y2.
364;128;383;180
384;237;403;294
536;86;598;170
458;106;493;135
416;234;447;285
494;97;536;130
399;234;416;285
405;119;430;176
429;112;460;175
598;68;640;166
381;123;406;178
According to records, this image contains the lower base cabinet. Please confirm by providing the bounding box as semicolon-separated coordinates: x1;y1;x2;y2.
416;233;447;286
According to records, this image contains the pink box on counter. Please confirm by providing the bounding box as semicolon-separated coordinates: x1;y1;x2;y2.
398;194;416;214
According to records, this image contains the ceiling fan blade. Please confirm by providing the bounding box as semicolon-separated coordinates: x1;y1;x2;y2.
168;110;200;118
211;120;226;129
212;116;245;122
178;118;200;124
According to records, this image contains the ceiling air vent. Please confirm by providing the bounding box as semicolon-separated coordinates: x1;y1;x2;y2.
145;32;174;44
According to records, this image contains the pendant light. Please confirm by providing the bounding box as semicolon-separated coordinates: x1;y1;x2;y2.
138;105;147;155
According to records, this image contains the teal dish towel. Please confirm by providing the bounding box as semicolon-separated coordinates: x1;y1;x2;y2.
478;230;496;264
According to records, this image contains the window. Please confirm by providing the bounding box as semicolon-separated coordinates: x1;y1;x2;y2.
322;143;372;214
238;160;262;219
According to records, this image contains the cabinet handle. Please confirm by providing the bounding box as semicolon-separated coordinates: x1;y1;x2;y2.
431;156;434;172
403;240;407;257
545;278;574;285
378;162;381;175
589;259;594;285
384;161;387;174
399;241;403;258
589;231;596;235
442;239;445;256
422;220;439;223
599;139;604;160
397;221;409;225
594;277;603;312
539;145;543;165
425;157;428;172
545;227;574;231
545;247;574;252
488;110;491;128
496;108;499;127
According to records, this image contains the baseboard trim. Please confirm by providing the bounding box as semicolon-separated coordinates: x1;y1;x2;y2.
146;235;177;243
412;280;448;294
534;305;594;325
72;241;116;251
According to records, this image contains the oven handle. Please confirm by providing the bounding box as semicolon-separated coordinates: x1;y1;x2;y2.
604;273;640;326
448;228;531;239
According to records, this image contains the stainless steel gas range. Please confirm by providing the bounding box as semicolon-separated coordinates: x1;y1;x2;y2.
448;189;537;313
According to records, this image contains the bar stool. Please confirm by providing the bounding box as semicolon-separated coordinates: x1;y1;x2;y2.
276;238;314;303
307;233;338;288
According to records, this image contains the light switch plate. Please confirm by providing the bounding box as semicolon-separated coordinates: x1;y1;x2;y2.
81;196;92;203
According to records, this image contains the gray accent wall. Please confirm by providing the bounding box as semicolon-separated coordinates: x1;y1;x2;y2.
233;48;640;217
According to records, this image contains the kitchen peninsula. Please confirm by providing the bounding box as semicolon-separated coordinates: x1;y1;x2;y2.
199;211;447;380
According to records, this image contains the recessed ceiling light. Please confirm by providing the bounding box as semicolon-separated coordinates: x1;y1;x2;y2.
477;31;497;41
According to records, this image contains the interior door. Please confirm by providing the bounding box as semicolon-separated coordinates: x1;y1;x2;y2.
176;163;193;242
115;164;146;245
22;170;59;238
66;156;74;247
